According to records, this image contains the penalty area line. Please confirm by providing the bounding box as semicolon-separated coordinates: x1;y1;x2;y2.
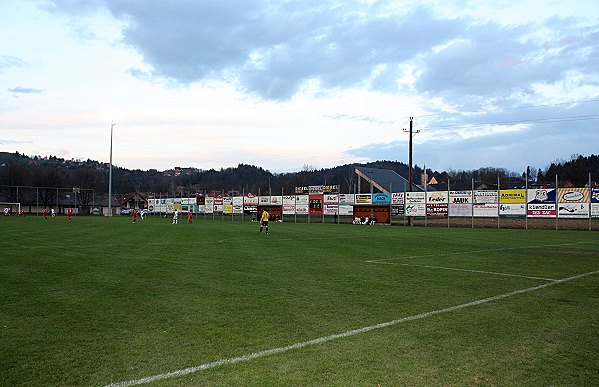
398;263;558;281
365;241;595;265
104;269;599;387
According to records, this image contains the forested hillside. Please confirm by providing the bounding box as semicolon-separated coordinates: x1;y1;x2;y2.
1;152;597;196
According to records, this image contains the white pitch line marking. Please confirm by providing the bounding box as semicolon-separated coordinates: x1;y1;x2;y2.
365;241;594;264
397;263;558;281
103;269;599;387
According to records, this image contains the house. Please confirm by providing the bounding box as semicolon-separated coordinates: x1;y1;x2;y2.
119;192;149;210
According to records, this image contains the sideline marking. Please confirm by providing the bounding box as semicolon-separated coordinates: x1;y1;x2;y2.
104;269;599;387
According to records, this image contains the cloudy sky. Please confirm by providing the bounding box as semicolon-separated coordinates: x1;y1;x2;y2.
1;0;598;174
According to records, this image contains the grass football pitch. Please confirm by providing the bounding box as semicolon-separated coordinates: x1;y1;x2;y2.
1;215;598;386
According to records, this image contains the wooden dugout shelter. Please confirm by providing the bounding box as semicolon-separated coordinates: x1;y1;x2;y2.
354;167;425;223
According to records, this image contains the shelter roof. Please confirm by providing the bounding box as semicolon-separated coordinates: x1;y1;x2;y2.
355;167;426;193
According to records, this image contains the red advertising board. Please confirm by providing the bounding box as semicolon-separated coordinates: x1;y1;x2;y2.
309;194;323;214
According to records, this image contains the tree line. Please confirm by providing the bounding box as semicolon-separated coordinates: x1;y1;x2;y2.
1;152;597;205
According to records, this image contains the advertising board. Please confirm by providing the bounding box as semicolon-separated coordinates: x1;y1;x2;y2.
473;203;498;217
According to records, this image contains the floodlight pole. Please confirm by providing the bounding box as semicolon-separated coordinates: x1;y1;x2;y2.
369;171;373;219
108;121;116;217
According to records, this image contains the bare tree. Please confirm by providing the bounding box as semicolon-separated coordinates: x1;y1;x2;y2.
70;168;98;214
0;164;30;202
32;166;65;208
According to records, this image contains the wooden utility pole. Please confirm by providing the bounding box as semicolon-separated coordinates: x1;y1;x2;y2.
403;117;420;192
403;117;419;226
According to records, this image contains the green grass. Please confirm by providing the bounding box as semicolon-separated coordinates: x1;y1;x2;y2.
1;216;598;386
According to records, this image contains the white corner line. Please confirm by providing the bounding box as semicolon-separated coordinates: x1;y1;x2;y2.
103;269;599;387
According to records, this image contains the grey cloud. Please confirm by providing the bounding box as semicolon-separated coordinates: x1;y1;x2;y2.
236;6;465;98
39;1;599;104
38;0;106;15
40;1;466;99
416;18;599;103
0;139;33;145
346;126;597;173
416;24;539;96
346;100;599;172
8;87;44;94
0;55;28;70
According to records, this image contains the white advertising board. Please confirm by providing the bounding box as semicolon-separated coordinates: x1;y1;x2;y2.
324;204;339;215
405;203;426;216
295;195;309;205
295;204;309;214
406;192;425;204
473;203;498;217
391;192;404;205
244;196;258;205
204;197;214;214
449;191;472;204
283;204;296;214
558;203;589;218
499;203;526;217
339;204;353;216
324;194;339;204
339;194;354;205
449;203;472;217
474;190;498;204
427;191;448;204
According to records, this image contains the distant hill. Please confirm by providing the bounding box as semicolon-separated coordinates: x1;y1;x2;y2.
0;151;30;166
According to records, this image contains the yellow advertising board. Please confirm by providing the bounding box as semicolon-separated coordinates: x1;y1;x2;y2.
355;194;371;204
499;189;526;203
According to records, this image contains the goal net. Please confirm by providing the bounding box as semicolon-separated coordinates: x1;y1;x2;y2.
1;202;21;215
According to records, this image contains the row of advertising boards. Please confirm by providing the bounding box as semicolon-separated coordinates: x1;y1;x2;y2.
147;188;599;218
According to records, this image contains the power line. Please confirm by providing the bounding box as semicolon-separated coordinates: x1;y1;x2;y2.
426;114;599;130
189;98;599;169
412;98;599;120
